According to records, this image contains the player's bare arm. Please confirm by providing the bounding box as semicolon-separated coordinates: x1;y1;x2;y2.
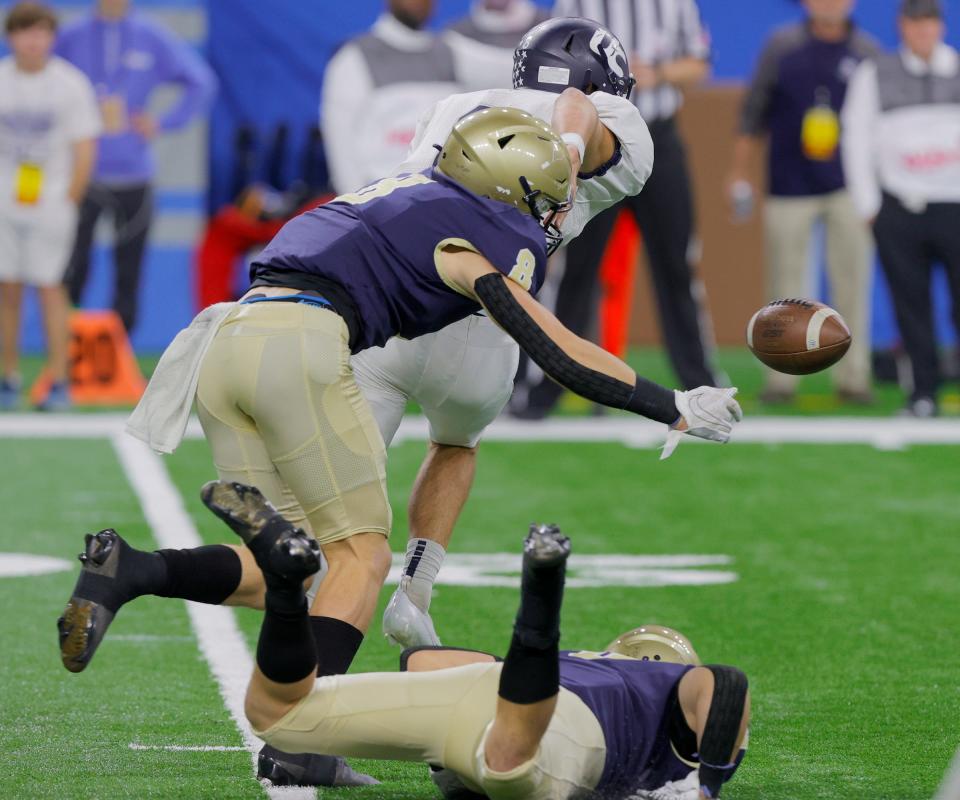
550;86;617;174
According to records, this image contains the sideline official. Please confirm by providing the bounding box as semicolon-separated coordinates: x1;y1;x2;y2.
842;0;960;417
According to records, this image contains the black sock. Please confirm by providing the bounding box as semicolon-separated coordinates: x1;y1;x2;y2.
154;545;243;605
499;637;559;705
498;556;566;705
309;616;364;677
513;555;565;644
256;595;318;684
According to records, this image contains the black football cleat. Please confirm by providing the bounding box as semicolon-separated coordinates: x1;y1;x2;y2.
201;481;321;584
429;765;486;799
522;523;571;570
58;530;123;673
258;744;379;787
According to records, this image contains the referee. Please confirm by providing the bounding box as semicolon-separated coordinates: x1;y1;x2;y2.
514;0;718;418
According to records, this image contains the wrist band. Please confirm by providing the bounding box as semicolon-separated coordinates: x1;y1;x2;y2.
560;132;586;163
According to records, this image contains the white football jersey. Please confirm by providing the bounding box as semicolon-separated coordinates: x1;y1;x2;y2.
393;87;654;242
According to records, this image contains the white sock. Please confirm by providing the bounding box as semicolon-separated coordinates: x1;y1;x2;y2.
401;538;446;613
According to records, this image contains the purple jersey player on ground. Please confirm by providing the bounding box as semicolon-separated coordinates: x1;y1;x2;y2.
198;479;750;799
60;107;742;788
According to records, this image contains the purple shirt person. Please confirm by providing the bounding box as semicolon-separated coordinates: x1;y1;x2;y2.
55;0;216;332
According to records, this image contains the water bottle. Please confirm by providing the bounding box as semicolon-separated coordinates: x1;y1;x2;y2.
730;180;754;223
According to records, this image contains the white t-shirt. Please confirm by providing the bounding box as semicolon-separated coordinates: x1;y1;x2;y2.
321;16;459;195
0;56;101;218
394;87;654;242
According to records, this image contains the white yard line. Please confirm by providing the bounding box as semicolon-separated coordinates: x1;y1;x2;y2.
129;743;249;752
935;747;960;800
111;433;314;800
2;412;960;449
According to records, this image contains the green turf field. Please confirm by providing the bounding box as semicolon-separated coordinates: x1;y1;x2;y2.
2;428;959;799
10;346;960;417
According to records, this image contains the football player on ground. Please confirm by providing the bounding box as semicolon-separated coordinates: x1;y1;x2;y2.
59;107;741;784
202;479;750;799
361;17;674;651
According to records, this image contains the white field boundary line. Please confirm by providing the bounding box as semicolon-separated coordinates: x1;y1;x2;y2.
3;413;960;450
111;433;314;800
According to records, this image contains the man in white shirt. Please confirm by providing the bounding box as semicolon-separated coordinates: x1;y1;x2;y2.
0;2;101;410
321;0;459;195
354;18;660;650
443;0;549;91
841;0;960;417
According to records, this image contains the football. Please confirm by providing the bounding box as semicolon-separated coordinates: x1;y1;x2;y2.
746;298;851;375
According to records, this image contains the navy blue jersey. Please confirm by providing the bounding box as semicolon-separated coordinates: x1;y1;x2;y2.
739;23;879;197
559;652;698;797
250;169;548;352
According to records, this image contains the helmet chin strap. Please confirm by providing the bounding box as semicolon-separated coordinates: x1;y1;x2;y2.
582;67;594;93
519;176;567;256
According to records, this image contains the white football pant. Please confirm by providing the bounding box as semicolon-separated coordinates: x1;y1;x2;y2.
351;314;519;449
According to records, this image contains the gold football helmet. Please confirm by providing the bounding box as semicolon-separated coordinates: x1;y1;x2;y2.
437;107;572;253
606;625;701;666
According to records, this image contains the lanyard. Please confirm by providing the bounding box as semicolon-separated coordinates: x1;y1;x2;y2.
93;19;130;95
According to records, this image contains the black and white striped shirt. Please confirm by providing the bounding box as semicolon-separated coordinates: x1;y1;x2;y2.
551;0;710;121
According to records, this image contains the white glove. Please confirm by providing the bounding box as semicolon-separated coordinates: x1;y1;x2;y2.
661;386;743;460
628;769;700;800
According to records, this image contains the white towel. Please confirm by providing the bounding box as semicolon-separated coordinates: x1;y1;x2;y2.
126;302;237;454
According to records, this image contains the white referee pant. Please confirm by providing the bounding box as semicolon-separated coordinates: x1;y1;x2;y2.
351;314;519;448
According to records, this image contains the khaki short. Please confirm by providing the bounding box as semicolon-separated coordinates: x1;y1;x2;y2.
196;301;391;544
255;662;606;800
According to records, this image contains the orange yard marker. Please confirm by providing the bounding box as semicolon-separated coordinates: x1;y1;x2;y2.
30;310;146;406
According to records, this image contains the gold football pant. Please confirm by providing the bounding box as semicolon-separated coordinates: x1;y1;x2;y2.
196;301;391;544
254;662;606;799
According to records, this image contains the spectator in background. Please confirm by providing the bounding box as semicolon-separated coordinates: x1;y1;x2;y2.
56;0;216;334
513;0;719;419
842;0;960;417
444;0;549;90
728;0;879;406
0;2;100;411
322;0;459;194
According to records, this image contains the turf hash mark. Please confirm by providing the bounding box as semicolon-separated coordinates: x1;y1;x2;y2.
384;552;737;587
0;552;74;577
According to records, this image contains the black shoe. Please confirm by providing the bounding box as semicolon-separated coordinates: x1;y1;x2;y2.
837;388;875;406
58;530;124;673
200;481;320;584
508;404;551;421
258;744;379;787
523;523;571;570
898;397;938;418
429;765;486;798
758;387;795;405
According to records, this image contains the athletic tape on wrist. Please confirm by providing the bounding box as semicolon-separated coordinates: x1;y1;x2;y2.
560;132;586;164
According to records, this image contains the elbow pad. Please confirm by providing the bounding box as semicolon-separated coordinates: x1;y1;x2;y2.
474;274;678;424
698;665;749;798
